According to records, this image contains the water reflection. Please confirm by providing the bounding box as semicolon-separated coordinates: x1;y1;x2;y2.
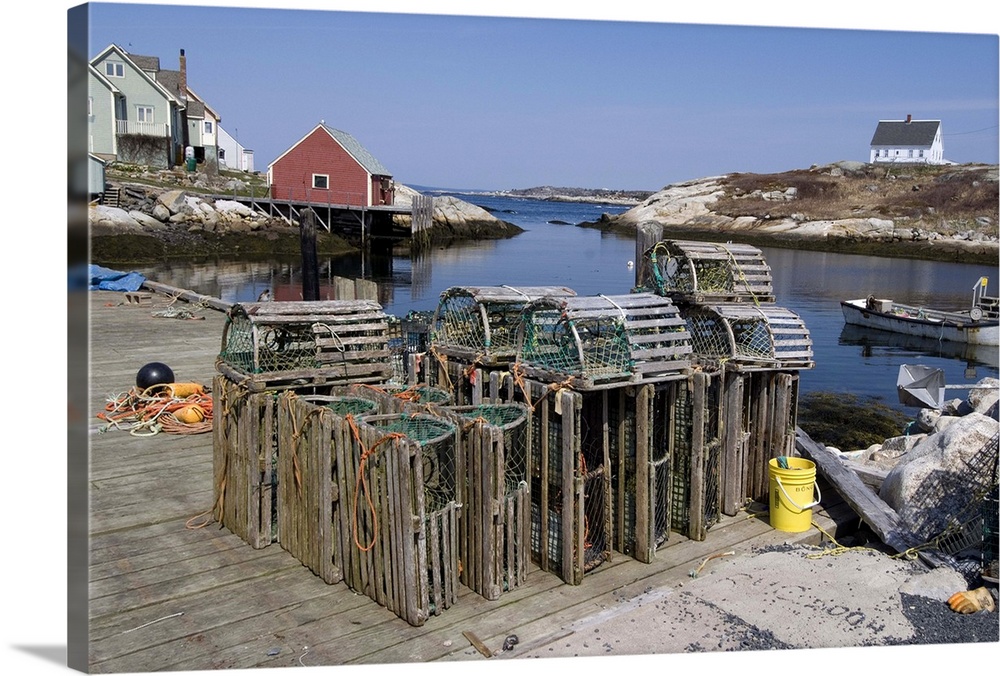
838;324;997;367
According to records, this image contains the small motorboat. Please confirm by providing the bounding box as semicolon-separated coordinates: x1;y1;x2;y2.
841;277;999;347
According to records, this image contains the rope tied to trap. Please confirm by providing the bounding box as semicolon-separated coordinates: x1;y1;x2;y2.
345;414;408;552
510;361;575;411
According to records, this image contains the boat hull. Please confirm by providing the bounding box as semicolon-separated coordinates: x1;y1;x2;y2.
841;299;999;347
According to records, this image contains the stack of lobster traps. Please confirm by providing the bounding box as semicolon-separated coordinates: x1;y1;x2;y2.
425;285;576;404
636;238;815;512
341;384;534;601
212;299;393;551
209;235;817;620
508;292;708;582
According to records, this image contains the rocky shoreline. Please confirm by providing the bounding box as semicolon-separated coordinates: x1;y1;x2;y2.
88;171;523;263
579;161;999;265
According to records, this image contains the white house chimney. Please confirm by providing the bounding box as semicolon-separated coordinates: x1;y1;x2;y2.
905;114;912;123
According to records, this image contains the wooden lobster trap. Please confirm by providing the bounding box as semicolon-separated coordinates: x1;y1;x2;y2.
683;303;815;371
427;286;576;405
386;310;434;387
443;404;532;600
719;370;801;514
662;372;723;541
430;285;576;366
639;240;775;304
271;392;379;584
338;382;454;415
212;374;280;550
601;383;668;563
336;412;462;626
515;292;693;391
216;300;393;391
426;355;520;407
509;380;611;585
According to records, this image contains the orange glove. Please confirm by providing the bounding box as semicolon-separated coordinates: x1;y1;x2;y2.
947;587;996;614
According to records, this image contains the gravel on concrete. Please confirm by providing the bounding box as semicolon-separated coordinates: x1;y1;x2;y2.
508;543;998;663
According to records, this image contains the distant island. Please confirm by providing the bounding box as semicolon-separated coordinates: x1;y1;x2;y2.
488;186;654;206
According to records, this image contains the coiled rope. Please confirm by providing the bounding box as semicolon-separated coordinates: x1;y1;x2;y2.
97;385;213;436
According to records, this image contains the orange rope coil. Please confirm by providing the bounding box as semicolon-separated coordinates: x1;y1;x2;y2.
97;384;214;436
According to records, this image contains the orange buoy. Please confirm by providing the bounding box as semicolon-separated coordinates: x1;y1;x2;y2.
174;404;206;424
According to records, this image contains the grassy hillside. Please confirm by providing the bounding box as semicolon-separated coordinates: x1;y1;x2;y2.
713;163;998;237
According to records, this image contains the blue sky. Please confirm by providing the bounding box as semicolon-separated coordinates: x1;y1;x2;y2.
79;1;999;191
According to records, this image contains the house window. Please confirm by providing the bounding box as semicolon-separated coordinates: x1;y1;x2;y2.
918;150;924;158
204;121;213;134
136;106;154;123
88;96;92;117
105;62;124;78
312;174;329;189
908;149;914;158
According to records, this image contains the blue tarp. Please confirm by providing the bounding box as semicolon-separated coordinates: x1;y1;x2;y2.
85;264;147;292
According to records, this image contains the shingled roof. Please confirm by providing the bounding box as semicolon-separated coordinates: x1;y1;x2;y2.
321;124;392;176
870;119;940;147
129;54;160;72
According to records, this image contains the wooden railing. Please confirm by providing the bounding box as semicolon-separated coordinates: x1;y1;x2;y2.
116;120;169;137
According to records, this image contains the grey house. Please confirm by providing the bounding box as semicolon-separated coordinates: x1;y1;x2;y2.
89;44;186;169
869;115;948;164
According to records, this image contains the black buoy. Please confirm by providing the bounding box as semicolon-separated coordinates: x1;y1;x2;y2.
136;362;175;391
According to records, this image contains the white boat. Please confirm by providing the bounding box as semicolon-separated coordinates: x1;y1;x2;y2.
841;277;999;347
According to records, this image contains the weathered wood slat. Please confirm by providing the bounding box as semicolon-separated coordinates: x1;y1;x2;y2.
238;300;383;315
633;358;692;373
721;372;745;516
141;280;233;312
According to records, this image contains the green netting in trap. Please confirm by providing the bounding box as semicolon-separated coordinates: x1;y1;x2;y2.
431;286;576;365
683;304;814;370
516;292;693;390
640;240;775;304
217;300;392;389
359;413;458;512
449;404;530;492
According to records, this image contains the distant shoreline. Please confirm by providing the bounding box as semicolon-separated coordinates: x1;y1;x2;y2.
417;185;651;207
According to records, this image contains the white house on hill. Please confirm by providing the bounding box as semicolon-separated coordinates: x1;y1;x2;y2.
218;126;255;173
869;115;948;164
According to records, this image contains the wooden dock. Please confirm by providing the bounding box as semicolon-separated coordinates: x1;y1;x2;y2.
83;287;859;673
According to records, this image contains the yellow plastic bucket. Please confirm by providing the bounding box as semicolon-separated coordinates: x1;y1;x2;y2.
768;457;821;533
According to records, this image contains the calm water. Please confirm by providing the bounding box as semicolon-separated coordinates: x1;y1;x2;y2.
131;193;998;413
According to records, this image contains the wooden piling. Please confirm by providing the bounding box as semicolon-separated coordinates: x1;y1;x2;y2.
635;221;664;289
300;207;320;301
